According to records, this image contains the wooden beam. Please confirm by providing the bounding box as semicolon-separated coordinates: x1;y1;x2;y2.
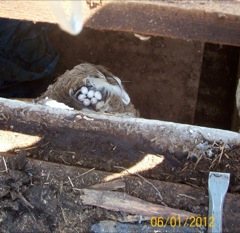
0;1;240;46
85;1;240;46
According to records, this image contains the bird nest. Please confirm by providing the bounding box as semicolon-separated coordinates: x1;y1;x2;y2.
36;63;138;116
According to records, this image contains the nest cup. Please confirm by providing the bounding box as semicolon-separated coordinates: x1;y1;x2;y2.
37;63;138;116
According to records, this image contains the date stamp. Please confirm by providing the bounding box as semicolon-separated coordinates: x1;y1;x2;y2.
150;216;214;228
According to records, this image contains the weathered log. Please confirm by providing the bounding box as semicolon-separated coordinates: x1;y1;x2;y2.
0;98;239;153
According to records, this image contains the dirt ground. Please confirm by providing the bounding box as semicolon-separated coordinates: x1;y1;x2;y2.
0;152;106;233
0;142;240;232
7;122;236;195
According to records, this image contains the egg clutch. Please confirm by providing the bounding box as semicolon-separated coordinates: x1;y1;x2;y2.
77;85;103;107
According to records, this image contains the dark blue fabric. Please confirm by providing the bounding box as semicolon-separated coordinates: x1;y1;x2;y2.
0;18;58;97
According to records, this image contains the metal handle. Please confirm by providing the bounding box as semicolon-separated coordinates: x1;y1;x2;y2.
208;172;230;233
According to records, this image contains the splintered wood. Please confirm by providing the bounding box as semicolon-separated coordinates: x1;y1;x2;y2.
80;188;196;219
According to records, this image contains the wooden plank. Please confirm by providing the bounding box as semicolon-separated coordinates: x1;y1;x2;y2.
86;1;240;46
0;1;240;46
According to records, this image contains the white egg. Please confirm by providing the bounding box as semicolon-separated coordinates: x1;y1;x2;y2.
78;94;86;101
83;99;91;106
81;86;88;95
94;91;102;100
91;97;98;105
87;90;95;98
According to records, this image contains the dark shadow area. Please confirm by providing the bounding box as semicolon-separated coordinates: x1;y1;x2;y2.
195;43;239;130
0;18;58;98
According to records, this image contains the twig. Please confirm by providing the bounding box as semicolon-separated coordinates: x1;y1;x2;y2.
218;145;225;164
60;206;68;224
178;194;196;200
14;192;34;209
224;153;229;159
210;144;225;169
68;176;74;187
64;168;95;184
181;164;189;171
25;204;36;221
46;171;51;181
2;157;8;172
185;182;203;189
114;165;165;205
60;156;70;165
194;154;203;169
73;188;81;191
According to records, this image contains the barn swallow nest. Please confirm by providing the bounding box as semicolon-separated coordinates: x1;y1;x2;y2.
36;63;138;116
